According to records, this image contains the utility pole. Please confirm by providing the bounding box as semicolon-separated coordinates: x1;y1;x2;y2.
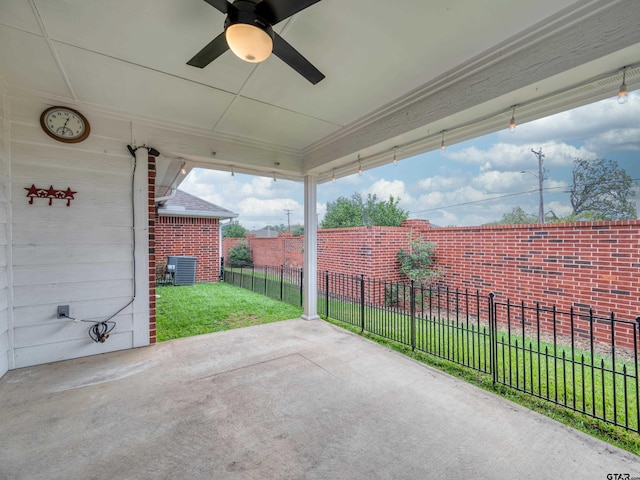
284;209;293;233
531;148;545;224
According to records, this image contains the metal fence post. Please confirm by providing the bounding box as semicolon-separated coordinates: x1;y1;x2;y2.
635;316;640;431
220;257;224;281
360;274;365;333
325;270;329;318
280;264;284;301
299;268;304;307
488;292;497;384
410;279;416;351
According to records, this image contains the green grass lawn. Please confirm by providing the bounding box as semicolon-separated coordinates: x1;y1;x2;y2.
156;282;303;341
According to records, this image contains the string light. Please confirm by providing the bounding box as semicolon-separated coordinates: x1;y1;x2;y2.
440;130;446;151
618;67;629;104
393;147;398;165
331;169;336;182
273;173;277;183
357;155;362;175
180;164;187;175
231;166;235;177
508;106;517;133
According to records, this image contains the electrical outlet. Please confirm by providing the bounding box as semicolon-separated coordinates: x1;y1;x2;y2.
57;305;70;318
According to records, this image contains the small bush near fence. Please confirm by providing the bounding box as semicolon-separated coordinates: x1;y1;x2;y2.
227;240;253;267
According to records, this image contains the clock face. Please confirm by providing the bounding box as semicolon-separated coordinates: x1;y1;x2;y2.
40;106;90;143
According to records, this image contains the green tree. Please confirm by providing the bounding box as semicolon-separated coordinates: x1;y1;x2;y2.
570;158;636;220
222;221;247;238
227;241;253;267
321;193;408;228
489;206;538;225
290;225;304;236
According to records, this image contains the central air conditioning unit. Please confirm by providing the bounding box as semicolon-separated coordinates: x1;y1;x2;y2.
166;256;197;286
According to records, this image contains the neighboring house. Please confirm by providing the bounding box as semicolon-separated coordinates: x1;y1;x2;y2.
248;227;280;238
156;190;238;283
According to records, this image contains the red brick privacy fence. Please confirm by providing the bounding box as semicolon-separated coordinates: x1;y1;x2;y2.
223;219;640;321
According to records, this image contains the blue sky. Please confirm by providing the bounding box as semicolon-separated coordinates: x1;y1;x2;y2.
182;91;640;229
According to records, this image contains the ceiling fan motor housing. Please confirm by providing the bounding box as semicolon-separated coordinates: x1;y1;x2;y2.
224;1;274;40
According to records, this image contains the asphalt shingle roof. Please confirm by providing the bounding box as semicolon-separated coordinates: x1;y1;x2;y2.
157;190;238;219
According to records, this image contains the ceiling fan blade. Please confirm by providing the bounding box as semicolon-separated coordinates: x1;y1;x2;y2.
256;0;322;25
202;0;235;14
187;32;229;68
272;33;324;85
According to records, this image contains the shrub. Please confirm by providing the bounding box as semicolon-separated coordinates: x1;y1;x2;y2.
397;238;442;285
228;241;253;267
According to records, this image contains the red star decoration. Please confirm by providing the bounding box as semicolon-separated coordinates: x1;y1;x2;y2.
24;184;38;196
25;184;76;206
25;184;38;204
63;188;76;200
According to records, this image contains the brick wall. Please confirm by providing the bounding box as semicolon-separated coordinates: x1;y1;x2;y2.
222;219;639;321
148;157;156;344
155;216;221;282
317;226;410;281
223;233;304;268
408;219;640;320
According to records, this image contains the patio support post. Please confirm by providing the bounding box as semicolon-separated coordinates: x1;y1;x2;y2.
302;175;319;320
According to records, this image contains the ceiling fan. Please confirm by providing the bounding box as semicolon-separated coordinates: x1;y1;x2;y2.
187;0;325;85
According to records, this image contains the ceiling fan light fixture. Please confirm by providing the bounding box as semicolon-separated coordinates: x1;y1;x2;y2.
226;23;273;63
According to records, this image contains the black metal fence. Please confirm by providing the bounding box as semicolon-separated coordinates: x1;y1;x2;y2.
224;264;640;433
223;264;304;307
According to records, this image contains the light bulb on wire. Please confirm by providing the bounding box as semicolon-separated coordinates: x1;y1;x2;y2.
618;67;629;104
440;131;446;151
508;106;517;133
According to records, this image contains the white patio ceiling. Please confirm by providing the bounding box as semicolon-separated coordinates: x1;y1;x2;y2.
1;0;639;187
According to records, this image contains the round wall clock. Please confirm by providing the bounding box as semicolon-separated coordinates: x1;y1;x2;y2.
40;106;90;143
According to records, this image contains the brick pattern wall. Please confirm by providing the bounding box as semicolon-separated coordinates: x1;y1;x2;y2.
155;216;221;282
148;157;156;344
223;233;304;268
222;219;639;322
410;220;640;320
317;227;410;281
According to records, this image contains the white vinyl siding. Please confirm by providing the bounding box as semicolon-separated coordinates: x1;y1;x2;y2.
9;97;149;368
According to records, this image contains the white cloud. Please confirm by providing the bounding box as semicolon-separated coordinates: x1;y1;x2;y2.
499;91;640;154
446;142;594;171
363;179;413;204
180;169;304;230
417;175;466;191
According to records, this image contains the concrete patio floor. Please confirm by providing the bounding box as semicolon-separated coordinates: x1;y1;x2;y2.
1;319;639;480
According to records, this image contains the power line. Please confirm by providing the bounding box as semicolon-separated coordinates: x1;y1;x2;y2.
409;178;640;215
